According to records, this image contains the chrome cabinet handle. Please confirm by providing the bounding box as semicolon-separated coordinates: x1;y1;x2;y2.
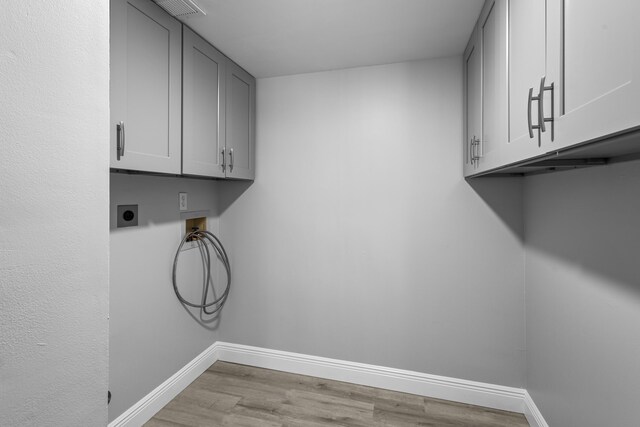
527;88;534;138
469;138;474;165
228;148;234;173
470;136;480;166
537;76;555;142
472;137;476;166
473;135;480;166
221;148;226;173
528;88;541;139
473;138;477;166
116;121;125;160
537;77;547;133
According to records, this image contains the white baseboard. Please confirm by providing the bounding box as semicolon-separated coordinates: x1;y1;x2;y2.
107;342;220;427
110;341;549;427
215;342;525;413
523;390;550;427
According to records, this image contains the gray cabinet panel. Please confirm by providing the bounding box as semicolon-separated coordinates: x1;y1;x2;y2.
182;27;226;178
110;0;181;174
507;0;546;146
225;61;256;180
549;0;640;151
464;26;481;176
501;0;549;166
463;0;508;177
481;1;499;157
477;0;507;171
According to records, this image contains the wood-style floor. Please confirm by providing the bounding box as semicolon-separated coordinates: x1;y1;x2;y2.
145;361;530;427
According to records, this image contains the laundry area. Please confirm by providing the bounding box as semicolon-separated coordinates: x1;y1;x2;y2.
2;1;640;427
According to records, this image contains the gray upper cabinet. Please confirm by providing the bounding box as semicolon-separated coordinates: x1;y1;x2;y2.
547;0;640;151
504;0;548;165
463;24;481;176
182;26;255;180
182;27;226;178
225;61;256;181
478;0;507;171
110;0;182;174
464;0;640;177
111;0;255;181
463;0;507;177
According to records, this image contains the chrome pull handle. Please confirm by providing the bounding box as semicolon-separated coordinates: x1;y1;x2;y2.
473;138;477;166
116;121;125;160
221;148;226;173
471;135;476;166
537;76;555;142
527;88;542;139
228;148;234;173
469;138;474;166
471;137;476;166
538;76;547;133
527;88;535;138
470;136;480;166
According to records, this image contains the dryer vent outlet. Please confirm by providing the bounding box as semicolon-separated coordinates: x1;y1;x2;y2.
153;0;206;18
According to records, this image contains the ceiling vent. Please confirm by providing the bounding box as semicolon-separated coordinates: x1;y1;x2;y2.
153;0;206;18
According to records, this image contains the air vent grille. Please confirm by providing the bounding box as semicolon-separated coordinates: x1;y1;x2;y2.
153;0;206;18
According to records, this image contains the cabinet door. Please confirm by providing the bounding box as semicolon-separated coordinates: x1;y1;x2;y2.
110;0;182;174
225;61;256;180
477;0;508;172
504;0;548;164
464;25;482;177
547;0;640;151
182;27;226;178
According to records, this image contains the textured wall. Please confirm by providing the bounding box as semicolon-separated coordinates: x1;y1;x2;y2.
524;159;640;427
0;1;110;425
109;174;224;421
218;57;526;388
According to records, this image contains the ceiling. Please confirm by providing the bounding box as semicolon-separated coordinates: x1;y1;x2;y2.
176;0;484;78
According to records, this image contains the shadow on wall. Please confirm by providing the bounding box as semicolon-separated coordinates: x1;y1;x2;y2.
109;173;192;230
109;172;252;231
178;302;222;331
524;160;640;299
467;176;525;243
217;180;253;216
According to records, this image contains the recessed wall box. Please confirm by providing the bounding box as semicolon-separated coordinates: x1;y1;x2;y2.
117;204;138;228
185;217;206;241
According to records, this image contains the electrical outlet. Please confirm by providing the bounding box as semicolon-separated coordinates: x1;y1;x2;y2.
179;192;188;211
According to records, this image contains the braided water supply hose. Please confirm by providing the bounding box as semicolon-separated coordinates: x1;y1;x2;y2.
172;229;231;315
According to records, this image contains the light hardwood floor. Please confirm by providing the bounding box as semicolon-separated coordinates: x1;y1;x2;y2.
145;361;530;426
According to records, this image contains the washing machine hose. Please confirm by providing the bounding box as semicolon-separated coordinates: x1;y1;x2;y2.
172;229;231;315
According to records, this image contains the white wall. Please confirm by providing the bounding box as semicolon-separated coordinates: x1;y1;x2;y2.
524;159;640;427
0;1;110;426
109;174;224;421
218;57;526;387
